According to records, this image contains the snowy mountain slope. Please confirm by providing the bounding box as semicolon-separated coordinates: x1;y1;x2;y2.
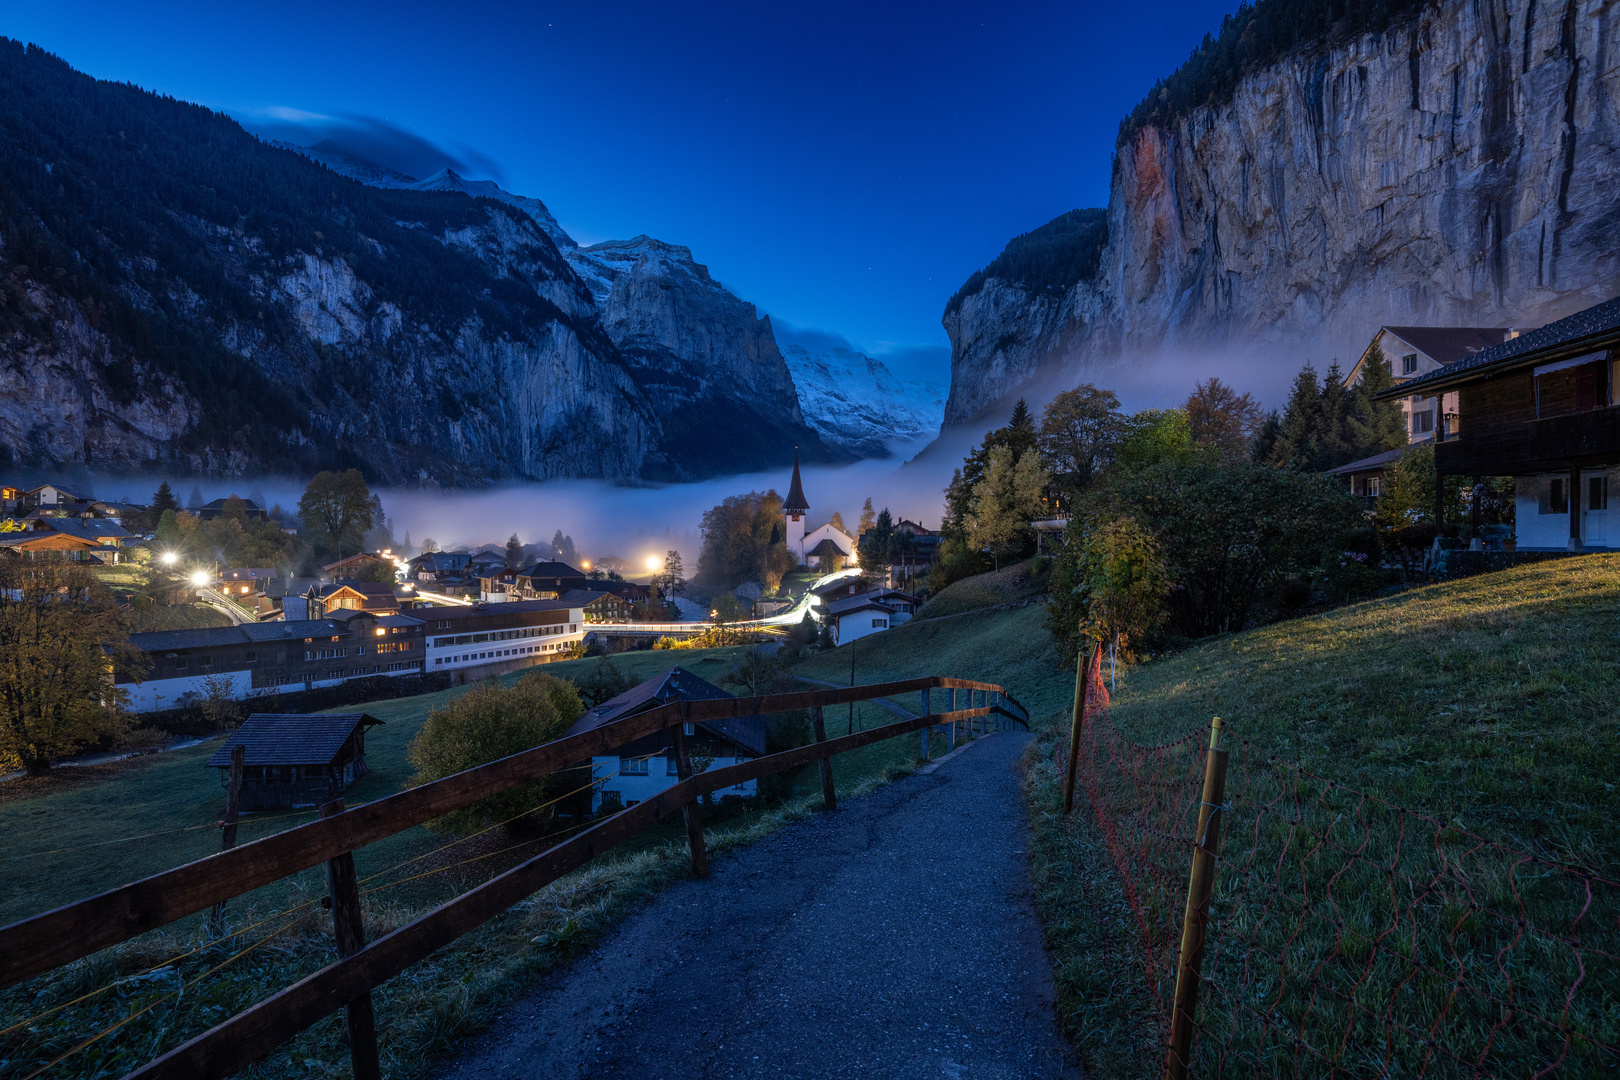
781;344;945;457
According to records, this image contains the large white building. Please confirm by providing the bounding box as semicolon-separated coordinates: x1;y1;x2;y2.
783;452;857;567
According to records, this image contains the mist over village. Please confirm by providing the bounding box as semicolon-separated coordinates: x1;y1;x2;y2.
1;1;1618;1078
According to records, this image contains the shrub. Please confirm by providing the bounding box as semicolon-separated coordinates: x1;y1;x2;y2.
406;673;584;834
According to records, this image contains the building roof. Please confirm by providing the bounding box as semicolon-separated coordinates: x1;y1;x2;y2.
221;567;277;580
422;598;578;624
200;497;265;512
205;713;383;769
1379;295;1620;399
828;597;897;618
566;666;766;757
1380;326;1513;366
519;561;586;578
129;619;346;653
409;551;471;572
320;582;397;598
806;537;849;558
0;531;101;550
1324;447;1409;475
824;589;906;616
35;517;133;542
809;576;875;599
324;552;391;572
559;588;622;606
784;451;809;512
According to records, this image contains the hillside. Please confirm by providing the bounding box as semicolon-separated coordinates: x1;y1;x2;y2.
0;41;832;482
942;0;1620;425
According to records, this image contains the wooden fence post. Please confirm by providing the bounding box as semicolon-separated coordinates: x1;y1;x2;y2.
1063;643;1098;814
319;799;380;1080
947;688;956;752
1165;718;1230;1080
673;712;709;878
208;744;245;931
919;687;931;762
810;705;836;812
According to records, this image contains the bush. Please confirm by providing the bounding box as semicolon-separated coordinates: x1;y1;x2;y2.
406;673;585;834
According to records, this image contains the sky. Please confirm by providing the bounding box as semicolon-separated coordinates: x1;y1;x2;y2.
0;0;1242;384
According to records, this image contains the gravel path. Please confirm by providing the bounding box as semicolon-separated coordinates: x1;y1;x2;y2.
435;731;1078;1080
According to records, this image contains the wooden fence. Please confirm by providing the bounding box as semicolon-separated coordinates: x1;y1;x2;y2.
0;676;1027;1080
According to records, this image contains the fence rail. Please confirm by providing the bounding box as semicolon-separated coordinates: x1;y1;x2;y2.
1;676;1027;1080
1057;647;1620;1078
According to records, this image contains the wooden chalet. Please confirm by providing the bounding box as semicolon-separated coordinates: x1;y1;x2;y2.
205;713;384;811
560;588;634;622
0;530;105;560
1375;296;1620;550
323;552;395;580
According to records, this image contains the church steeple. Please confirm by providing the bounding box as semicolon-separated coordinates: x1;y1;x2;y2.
784;449;809;514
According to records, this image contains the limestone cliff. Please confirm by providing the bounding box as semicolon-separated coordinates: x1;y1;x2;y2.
944;0;1620;424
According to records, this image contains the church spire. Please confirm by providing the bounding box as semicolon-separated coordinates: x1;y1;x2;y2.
784;449;809;513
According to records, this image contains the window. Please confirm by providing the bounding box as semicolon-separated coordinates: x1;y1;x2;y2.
684;723;695;736
871;618;887;628
1402;354;1418;375
667;757;681;776
1364;476;1382;497
174;657;188;671
1550;478;1569;514
1590;476;1609;511
199;654;212;667
621;756;648;776
1411;409;1434;434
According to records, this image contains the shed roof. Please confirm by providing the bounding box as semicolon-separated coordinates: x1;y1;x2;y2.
205;713;383;768
1380;326;1512;366
565;667;766;757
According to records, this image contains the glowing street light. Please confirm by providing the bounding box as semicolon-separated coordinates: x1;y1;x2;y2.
189;570;210;587
160;552;178;566
645;555;661;572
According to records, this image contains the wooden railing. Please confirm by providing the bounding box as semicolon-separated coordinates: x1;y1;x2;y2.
0;677;1028;1080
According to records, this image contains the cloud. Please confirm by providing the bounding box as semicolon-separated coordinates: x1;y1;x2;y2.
236;110;506;184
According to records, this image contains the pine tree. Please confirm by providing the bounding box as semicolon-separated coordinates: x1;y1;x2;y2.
151;481;180;515
858;498;876;538
830;510;847;533
1316;362;1356;469
1251;411;1283;463
186;484;205;509
504;533;523;569
1345;345;1409;457
1270;363;1323;468
1005;398;1038;463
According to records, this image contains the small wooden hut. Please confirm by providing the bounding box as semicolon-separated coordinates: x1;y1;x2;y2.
205;713;384;811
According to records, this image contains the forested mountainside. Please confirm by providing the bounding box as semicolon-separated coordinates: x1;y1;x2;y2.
943;0;1620;425
0;41;830;482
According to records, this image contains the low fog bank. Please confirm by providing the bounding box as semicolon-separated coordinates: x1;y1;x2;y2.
31;436;960;569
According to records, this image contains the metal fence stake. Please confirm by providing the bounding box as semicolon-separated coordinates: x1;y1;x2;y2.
319;799;380;1080
1166;717;1229;1080
673;711;709;878
1063;643;1098;814
810;705;836;811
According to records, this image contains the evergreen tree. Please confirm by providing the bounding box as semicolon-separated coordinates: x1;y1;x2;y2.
1345;345;1408;456
186;484;205;509
659;549;687;597
1005;398;1039;463
504;533;523;569
1270;363;1323;468
829;510;847;533
1251;410;1283;463
150;481;180;515
857;498;876;538
1315;362;1357;468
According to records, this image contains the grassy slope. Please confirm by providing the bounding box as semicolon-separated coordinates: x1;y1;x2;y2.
914;558;1051;619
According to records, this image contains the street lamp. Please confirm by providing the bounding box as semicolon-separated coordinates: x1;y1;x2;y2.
645;555;661;572
189;570;210;587
160;552;178;566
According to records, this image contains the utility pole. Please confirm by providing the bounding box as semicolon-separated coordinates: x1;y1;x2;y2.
848;635;856;736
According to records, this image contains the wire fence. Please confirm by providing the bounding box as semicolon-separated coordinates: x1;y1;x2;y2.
1058;653;1620;1078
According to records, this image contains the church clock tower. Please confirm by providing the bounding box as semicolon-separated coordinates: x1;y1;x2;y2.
784;450;810;563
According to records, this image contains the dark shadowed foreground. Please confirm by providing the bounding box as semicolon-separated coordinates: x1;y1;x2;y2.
435;731;1079;1079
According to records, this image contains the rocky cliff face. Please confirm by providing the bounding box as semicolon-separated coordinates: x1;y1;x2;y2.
944;0;1620;424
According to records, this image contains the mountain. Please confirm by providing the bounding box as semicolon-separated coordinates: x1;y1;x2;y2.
942;0;1620;425
0;41;832;482
780;343;945;457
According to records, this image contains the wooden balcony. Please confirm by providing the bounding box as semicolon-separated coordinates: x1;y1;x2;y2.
1527;406;1620;464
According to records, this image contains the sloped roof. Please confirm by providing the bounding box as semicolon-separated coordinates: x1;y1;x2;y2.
37;517;133;542
201;497;265;512
565;666;766;757
826;593;898;616
131;619;345;652
205;713;382;768
559;588;620;606
1325;447;1408;475
1381;295;1620;398
1381;326;1512;366
784;451;809;512
520;561;586;578
807;537;848;558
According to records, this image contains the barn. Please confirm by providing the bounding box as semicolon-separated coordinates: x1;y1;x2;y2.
205;713;384;811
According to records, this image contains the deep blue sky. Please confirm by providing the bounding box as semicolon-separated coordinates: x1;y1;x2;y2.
3;0;1238;381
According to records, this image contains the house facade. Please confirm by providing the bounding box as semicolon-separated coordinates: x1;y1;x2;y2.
563;667;766;814
1374;297;1620;551
824;587;918;645
120;613;428;712
1348;327;1515;444
421;598;587;683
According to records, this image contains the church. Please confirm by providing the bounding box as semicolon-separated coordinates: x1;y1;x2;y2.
784;453;859;569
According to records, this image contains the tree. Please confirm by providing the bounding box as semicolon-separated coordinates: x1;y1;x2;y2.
1116;409;1200;471
549;530;578;567
151;481;180;516
1345;345;1409;456
659;549;687;597
297;469;381;557
0;557;140;774
965;444;1050;569
577;656;630;709
1075;514;1171;663
1269;362;1324;469
505;533;524;570
710;594;746;645
186;485;204;509
1005;397;1039;462
829;510;847;533
1038;384;1125;502
696;490;793;590
406;673;583;834
1251;411;1283;463
1185;378;1264;462
154;509;182;548
420;537;440;554
857;498;876;538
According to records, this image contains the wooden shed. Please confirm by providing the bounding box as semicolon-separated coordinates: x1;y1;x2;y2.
205;713;384;811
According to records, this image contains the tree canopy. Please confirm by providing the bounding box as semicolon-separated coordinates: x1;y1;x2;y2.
297;469;382;557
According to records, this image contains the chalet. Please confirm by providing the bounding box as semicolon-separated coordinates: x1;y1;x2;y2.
809;575;877;602
421;598;587;683
564;667;766;813
197;497;269;521
218;567;276;599
1373;296;1620;551
0;530;104;561
1348;327;1515;444
206;713;383;811
317;582;401;614
824;587;919;645
0;486;21;512
513;560;590;598
480;566;521;602
560;588;634;623
26;516;134;562
26;484;81;511
1325;447;1406;499
407;551;472;581
119;613;427;712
